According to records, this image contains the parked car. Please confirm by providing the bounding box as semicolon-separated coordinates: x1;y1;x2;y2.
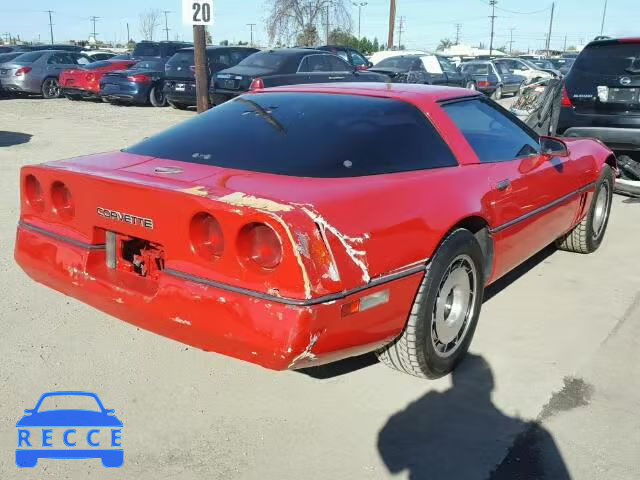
164;46;259;109
458;60;524;99
557;37;640;196
511;78;563;135
493;57;553;84
529;59;563;77
60;59;137;100
131;40;192;61
316;45;372;70
370;54;471;88
368;49;428;65
210;48;388;103
15;84;615;378
100;60;167;107
0;52;23;65
549;57;575;76
10;44;84;53
0;50;93;98
83;50;117;61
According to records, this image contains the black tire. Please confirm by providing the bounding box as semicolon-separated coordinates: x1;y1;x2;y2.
556;165;614;254
149;85;167;107
168;100;189;110
41;77;61;99
492;85;503;100
377;229;486;378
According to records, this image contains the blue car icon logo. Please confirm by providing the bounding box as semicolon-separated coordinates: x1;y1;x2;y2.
16;391;123;468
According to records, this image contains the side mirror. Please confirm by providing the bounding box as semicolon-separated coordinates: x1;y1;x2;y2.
367;61;373;68
540;136;569;157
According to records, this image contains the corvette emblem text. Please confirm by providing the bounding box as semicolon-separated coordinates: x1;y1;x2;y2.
97;207;154;229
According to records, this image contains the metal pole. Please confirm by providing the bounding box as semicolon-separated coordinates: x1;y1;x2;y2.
47;10;54;44
193;25;210;113
247;23;256;46
387;0;396;50
326;4;330;44
163;11;170;41
489;0;496;56
545;2;555;56
358;5;362;38
126;22;130;43
600;0;608;35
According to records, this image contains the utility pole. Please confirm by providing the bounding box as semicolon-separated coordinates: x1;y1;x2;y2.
193;25;210;112
387;0;396;50
46;10;54;44
247;23;256;46
352;2;367;39
600;0;608;35
545;2;555;56
455;23;462;45
163;11;171;41
563;34;567;52
397;16;405;50
90;16;99;42
488;0;497;56
126;22;130;43
508;27;515;54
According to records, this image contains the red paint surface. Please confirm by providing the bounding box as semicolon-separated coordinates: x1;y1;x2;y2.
59;60;136;94
14;84;614;370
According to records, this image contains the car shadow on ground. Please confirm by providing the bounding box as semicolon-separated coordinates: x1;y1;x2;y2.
0;131;32;147
377;353;571;480
298;245;557;379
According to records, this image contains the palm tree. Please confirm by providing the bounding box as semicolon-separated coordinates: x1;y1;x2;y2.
437;38;454;51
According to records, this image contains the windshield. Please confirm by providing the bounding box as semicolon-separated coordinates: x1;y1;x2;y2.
462;63;490;75
12;51;44;64
237;52;286;69
375;56;416;69
532;60;554;69
133;43;160;57
125;92;457;177
36;394;102;412
520;59;542;70
573;43;640;74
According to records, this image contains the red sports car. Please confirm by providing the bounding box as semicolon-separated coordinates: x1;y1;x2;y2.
60;60;136;100
15;84;616;378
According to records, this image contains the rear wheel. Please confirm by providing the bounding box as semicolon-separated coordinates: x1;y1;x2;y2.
41;78;61;99
492;85;503;100
168;100;189;110
377;229;485;378
557;165;614;253
149;85;167;107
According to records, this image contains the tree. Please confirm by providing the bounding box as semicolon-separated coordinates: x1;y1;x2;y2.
372;37;379;52
139;9;161;41
266;0;352;45
220;39;229;46
437;38;454;52
205;27;212;44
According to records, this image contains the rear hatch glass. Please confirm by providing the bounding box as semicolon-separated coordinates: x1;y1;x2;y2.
125;92;457;177
133;43;160;58
568;42;640;114
165;51;195;80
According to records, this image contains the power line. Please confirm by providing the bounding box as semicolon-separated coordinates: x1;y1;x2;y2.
480;0;551;15
89;16;99;41
163;11;171;41
247;23;256;46
45;10;54;44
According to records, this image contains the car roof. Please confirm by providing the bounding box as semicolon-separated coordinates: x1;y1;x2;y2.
176;46;258;52
259;82;480;103
587;36;640;46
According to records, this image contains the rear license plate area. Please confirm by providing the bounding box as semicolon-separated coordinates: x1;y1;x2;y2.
601;86;639;103
223;79;237;89
107;232;165;280
175;83;185;92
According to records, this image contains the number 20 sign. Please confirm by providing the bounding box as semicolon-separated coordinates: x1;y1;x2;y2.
182;0;213;26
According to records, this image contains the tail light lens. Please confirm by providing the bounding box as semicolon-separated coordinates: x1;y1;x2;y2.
24;174;44;212
238;223;282;270
561;86;573;107
51;181;74;219
477;80;491;87
190;212;224;259
127;74;151;83
15;67;32;76
85;73;96;82
249;77;264;90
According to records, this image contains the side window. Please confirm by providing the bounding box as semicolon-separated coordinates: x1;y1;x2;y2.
326;55;351;72
75;54;91;65
300;55;329;73
350;51;368;67
335;50;349;62
438;56;456;74
423;56;444;74
515;60;530;71
211;52;231;68
230;50;253;65
442;99;539;163
47;54;64;65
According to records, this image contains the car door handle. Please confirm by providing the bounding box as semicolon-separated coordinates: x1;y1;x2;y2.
495;179;511;191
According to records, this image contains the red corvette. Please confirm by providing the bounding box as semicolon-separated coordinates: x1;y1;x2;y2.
15;84;616;378
60;60;136;100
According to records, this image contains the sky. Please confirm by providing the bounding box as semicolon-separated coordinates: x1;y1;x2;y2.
0;0;637;52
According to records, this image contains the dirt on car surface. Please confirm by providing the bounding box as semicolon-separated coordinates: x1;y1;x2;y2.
1;97;639;480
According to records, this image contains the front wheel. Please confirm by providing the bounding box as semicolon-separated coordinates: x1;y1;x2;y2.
556;165;614;254
149;85;167;107
377;229;485;378
41;78;61;99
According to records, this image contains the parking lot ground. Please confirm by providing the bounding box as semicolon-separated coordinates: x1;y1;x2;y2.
1;97;639;479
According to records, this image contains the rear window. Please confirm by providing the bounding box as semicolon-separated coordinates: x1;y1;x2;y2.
573;43;640;75
462;63;490;75
13;51;44;63
238;52;287;69
133;43;160;57
376;57;416;69
167;51;194;65
125;93;458;177
84;60;117;70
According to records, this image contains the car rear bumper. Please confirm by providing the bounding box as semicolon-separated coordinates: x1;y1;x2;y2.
164;91;197;105
100;83;149;103
62;87;98;97
15;222;421;370
558;107;640;150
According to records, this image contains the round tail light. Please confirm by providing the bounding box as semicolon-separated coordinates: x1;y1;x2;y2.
238;223;283;270
24;174;44;212
51;181;74;219
190;212;224;259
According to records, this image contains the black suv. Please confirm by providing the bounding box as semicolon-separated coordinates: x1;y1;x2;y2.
131;40;192;61
557;37;640;193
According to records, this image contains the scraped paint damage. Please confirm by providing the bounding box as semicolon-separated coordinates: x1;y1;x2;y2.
217;192;293;212
288;332;320;368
